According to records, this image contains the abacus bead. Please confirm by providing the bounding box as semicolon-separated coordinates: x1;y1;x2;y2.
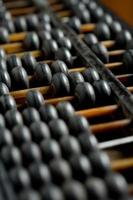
63;180;87;200
70;154;92;181
24;32;40;50
84;33;98;46
0;128;13;148
78;132;98;155
91;6;104;21
26;90;44;109
52;29;64;40
51;60;68;75
0;27;9;43
21;142;41;166
100;13;113;25
94;22;111;40
42;39;58;58
55;47;73;66
67;17;81;33
39;104;58;123
86;177;108;200
12;125;31;146
11;66;29;89
29;162;51;188
9;166;31;191
40;139;61;163
0;48;6;59
0;58;7;71
0;82;9;96
38;30;51;42
89;151;111;177
60;135;81;159
42;185;64;200
75;82;96;106
26;14;38;30
123;49;133;72
5;20;15;33
58;37;72;50
38;12;50;23
21;53;37;74
37;22;51;32
34;63;52;85
49;119;69;140
1;145;22;169
7;55;22;72
110;21;122;38
115;30;132;48
82;68;100;83
14;17;27;32
91;43;109;63
5;109;23;129
0;70;11;89
0;95;16;114
0;114;5;128
52;72;70;96
69;72;84;91
56;101;75;121
30;121;50;143
22;107;40;125
105;172;128;199
19;190;41;200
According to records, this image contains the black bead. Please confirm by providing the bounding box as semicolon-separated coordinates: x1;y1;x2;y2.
82;67;100;83
51;60;68;75
91;43;109;63
0;48;6;59
0;58;7;71
75;82;96;107
94;22;111;40
21;53;37;74
50;158;72;185
12;125;31;146
42;39;58;58
38;30;51;43
14;17;27;32
123;49;133;72
4;20;15;33
30;121;50;143
26;14;39;30
38;12;50;23
55;47;73;66
6;54;22;72
60;135;81;159
78;132;98;155
24;32;40;50
29;162;51;188
19;189;41;200
0;128;13;148
5;109;23;129
90;6;104;21
0;69;11;89
56;101;75;121
52;29;64;40
0;94;16;114
34;63;52;85
49;119;69;140
42;185;64;200
0;82;9;96
0;27;9;43
63;180;87;200
21;142;42;166
110;21;122;38
115;30;132;48
58;37;72;50
52;72;70;96
78;8;91;23
39;104;58;123
84;33;98;47
67;17;81;33
22;107;40;125
69;72;85;91
11;66;29;89
89;151;111;177
86;177;108;200
100;13;113;25
40;139;61;163
37;22;51;32
26;90;44;109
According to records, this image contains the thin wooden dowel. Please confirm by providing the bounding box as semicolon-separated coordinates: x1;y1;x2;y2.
9;32;27;42
108;49;125;56
5;1;30;9
80;23;96;33
46;96;74;105
10;6;36;16
105;62;123;70
57;10;72;17
112;157;133;171
52;4;65;12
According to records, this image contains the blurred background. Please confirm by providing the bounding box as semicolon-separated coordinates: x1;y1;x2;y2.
101;0;133;26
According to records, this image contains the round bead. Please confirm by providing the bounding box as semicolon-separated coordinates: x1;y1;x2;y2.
75;82;96;107
38;12;50;23
4;20;15;33
91;6;104;21
14;17;27;32
0;48;6;59
82;67;100;83
0;69;11;89
115;30;132;48
39;104;58;123
69;72;85;91
11;66;29;89
52;29;64;40
0;115;5;128
0;27;9;43
55;47;73;66
22;107;40;125
0;128;13;148
0;94;16;114
24;32;40;50
40;139;61;163
58;37;72;50
26;14;38;30
19;189;41;200
94;22;111;40
38;30;51;43
49;119;69;140
123;49;133;72
100;13;113;25
37;22;51;32
51;60;68;75
26;90;44;109
21;53;37;74
30;121;50;143
42;39;58;58
42;185;64;200
67;17;81;33
52;72;70;96
84;33;98;47
0;82;9;96
0;58;7;71
6;54;22;72
5;109;23;129
91;43;109;63
110;21;122;38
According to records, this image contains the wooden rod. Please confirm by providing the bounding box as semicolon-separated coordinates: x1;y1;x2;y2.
112;157;133;171
10;6;36;16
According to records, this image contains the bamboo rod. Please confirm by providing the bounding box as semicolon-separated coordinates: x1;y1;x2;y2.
112;157;133;171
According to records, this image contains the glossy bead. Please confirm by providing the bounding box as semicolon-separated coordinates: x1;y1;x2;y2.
30;121;50;143
21;53;37;74
115;30;132;48
91;43;109;63
86;177;108;200
51;60;68;75
26;14;38;30
21;142;42;166
37;22;51;32
0;82;9;96
0;48;6;59
75;82;96;107
82;67;100;83
0;27;9;43
0;128;13;148
69;72;84;91
42;185;64;200
91;6;104;21
94;22;111;40
0;58;7;71
34;63;52;85
4;20;15;33
6;54;22;72
14;17;27;32
19;189;41;200
0;69;11;89
24;32;40;50
38;12;50;23
60;135;81;159
52;29;64;40
29;162;51;188
56;101;75;121
38;30;51;43
79;9;91;23
55;47;73;66
78;132;98;155
100;13;113;25
89;151;111;177
5;109;23;129
42;39;58;58
11;66;29;89
123;49;133;72
110;21;122;38
26;90;44;109
22;107;40;125
67;17;81;33
52;72;70;96
84;33;98;47
12;125;31;146
58;37;72;50
0;95;16;114
49;119;69;140
63;180;87;200
40;139;61;163
39;104;58;123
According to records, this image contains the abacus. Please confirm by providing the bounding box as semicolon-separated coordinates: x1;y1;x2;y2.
0;0;133;199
